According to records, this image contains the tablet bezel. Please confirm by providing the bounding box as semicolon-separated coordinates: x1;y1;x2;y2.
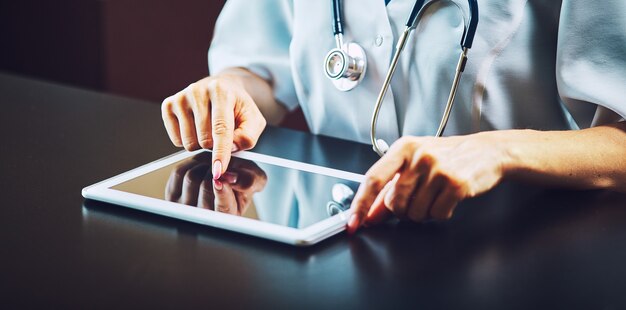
82;150;364;246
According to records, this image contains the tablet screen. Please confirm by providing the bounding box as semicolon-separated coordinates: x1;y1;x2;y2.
111;152;359;229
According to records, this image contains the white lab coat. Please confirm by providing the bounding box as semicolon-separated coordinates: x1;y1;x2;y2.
209;0;626;226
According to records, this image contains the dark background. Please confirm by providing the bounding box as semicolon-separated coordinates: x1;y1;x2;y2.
0;0;306;129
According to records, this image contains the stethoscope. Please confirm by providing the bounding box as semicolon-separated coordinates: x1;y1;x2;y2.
326;183;355;216
323;0;479;156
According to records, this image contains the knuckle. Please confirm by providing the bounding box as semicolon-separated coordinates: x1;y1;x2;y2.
393;136;416;152
187;83;207;105
447;179;464;194
419;151;437;167
364;175;385;192
397;136;413;146
186;82;197;91
437;172;467;198
413;151;436;173
170;137;183;147
161;97;171;109
453;181;470;199
165;95;189;114
433;168;453;184
212;118;231;136
198;136;213;149
206;78;222;92
161;98;175;115
183;91;196;107
182;139;199;151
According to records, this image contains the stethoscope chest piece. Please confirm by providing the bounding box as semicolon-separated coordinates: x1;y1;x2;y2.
324;42;367;91
326;183;355;216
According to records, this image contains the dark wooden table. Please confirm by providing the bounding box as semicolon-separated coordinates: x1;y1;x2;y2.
2;73;626;309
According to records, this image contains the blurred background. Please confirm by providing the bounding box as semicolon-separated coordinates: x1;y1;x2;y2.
0;0;306;130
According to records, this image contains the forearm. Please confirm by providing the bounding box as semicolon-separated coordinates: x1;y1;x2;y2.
216;67;288;125
497;122;626;192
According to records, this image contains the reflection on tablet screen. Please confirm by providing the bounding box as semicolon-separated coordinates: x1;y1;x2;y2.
111;152;359;229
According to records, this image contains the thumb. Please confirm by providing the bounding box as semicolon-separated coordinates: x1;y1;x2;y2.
232;99;266;151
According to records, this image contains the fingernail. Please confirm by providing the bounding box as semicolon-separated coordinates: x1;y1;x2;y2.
221;172;238;184
212;160;222;180
231;145;239;152
213;179;223;191
347;214;360;234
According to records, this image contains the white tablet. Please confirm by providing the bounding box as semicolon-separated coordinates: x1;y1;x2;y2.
82;150;364;246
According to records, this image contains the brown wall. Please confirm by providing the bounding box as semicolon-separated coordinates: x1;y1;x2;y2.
0;0;224;102
101;0;224;102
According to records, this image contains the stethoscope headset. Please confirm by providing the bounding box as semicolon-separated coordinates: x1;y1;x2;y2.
323;0;479;156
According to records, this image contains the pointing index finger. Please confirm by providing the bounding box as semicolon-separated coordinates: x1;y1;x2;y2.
207;81;235;179
347;142;411;234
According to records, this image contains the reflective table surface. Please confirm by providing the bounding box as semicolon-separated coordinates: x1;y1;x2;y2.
2;73;626;309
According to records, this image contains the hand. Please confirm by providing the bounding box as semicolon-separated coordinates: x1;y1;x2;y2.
165;153;268;215
161;73;267;179
347;133;513;233
212;158;268;215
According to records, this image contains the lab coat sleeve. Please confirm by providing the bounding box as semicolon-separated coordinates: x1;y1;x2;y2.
556;0;626;128
208;0;299;111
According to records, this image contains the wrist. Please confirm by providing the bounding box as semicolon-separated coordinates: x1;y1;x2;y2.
482;129;539;181
213;68;248;86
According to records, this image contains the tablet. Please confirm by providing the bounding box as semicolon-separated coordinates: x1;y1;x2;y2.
82;150;364;246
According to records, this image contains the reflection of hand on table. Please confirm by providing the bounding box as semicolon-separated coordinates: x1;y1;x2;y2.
213;158;268;215
165;153;267;215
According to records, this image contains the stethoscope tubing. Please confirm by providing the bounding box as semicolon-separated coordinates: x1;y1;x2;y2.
371;0;478;156
326;0;479;157
370;27;411;156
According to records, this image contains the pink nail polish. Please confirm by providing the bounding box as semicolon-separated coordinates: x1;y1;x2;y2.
212;160;222;180
213;179;223;190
